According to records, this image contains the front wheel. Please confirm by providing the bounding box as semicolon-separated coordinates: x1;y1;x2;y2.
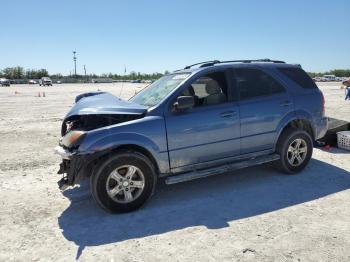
275;129;313;174
90;150;157;213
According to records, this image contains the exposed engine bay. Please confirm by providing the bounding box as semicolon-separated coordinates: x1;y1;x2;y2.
55;91;148;189
61;113;144;136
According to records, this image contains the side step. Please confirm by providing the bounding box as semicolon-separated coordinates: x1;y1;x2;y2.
165;154;280;185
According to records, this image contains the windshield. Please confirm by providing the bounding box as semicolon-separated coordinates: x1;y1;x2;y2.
130;73;190;107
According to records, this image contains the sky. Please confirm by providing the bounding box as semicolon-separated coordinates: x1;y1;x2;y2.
1;0;349;75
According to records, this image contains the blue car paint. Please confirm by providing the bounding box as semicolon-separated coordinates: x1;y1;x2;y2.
64;62;328;180
238;92;293;154
75;91;106;103
77;115;170;173
275;67;327;140
166;101;241;168
162;67;241;168
65;92;147;119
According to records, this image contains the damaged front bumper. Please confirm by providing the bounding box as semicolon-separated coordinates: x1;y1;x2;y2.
54;146;93;191
54;146;73;160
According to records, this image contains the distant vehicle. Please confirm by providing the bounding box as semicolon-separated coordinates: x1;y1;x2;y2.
0;78;10;86
39;77;52;86
91;78;113;83
28;80;37;84
335;77;343;82
323;75;336;81
56;81;62;84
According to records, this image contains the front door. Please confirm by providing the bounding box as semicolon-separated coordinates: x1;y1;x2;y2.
165;70;240;170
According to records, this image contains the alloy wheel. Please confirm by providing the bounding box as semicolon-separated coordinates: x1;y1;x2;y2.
106;165;145;203
287;138;308;166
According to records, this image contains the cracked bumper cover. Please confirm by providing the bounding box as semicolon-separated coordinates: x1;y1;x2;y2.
54;146;73;160
54;146;99;190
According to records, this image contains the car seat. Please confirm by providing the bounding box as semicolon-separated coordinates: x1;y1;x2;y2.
203;80;226;105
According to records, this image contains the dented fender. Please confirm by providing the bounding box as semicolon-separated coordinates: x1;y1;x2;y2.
77;115;170;174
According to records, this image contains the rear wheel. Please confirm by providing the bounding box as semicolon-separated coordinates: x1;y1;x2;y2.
275;128;313;174
90;150;157;213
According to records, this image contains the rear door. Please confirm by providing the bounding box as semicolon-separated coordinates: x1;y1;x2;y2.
234;67;293;154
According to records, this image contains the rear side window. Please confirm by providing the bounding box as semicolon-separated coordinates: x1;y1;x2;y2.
278;67;317;89
235;68;285;100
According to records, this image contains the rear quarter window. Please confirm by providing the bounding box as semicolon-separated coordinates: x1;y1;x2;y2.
278;67;318;89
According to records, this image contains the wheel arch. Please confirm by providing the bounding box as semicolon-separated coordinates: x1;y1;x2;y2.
113;144;160;174
85;143;162;182
274;117;315;151
78;128;170;178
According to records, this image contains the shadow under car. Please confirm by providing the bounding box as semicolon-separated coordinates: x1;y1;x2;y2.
58;158;350;259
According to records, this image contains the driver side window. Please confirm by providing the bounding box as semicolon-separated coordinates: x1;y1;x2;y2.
181;71;228;107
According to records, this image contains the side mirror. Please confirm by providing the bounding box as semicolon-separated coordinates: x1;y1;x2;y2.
173;96;194;111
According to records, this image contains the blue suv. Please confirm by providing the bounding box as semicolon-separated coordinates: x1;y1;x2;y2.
54;59;328;213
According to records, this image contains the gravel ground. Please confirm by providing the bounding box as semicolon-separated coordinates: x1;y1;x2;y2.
0;82;349;262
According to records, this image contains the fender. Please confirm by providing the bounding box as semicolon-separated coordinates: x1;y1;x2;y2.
81;133;161;154
274;110;315;149
77;116;169;174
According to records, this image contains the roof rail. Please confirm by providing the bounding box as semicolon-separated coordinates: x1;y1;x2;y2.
183;58;285;69
184;60;220;69
220;59;286;64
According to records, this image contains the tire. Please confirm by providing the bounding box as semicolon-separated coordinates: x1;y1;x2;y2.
275;128;313;174
90;150;157;213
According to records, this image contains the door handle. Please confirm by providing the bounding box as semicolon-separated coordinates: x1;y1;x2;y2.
280;100;293;107
220;111;236;118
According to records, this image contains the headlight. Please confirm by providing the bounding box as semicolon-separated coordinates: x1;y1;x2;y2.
61;130;86;148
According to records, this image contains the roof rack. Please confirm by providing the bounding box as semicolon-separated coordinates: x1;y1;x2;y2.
220;59;286;64
183;59;286;69
184;60;220;69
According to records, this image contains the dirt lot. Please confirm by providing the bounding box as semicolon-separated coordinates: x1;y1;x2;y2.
0;82;349;261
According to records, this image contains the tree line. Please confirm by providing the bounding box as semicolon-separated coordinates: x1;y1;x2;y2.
0;66;49;79
1;66;349;80
51;71;168;81
0;66;167;81
307;69;350;78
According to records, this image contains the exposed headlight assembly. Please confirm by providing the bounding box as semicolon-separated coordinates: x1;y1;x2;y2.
60;130;86;148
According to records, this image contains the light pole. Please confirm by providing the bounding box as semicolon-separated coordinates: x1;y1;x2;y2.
83;65;87;82
73;51;77;77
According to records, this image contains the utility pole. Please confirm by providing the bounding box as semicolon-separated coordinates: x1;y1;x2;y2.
83;65;87;82
73;51;77;77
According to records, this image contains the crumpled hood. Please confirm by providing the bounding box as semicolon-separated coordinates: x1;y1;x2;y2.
65;92;147;119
